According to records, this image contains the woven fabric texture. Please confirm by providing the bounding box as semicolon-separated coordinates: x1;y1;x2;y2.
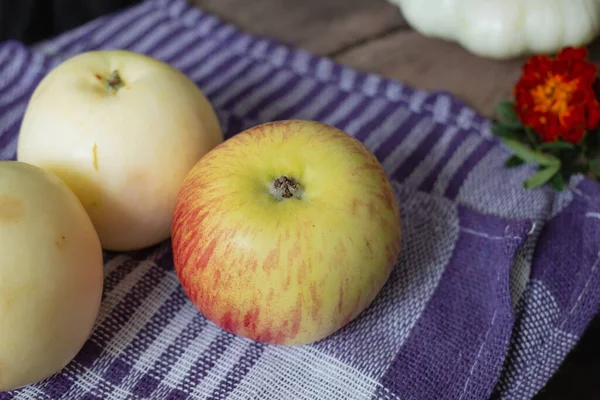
1;0;599;399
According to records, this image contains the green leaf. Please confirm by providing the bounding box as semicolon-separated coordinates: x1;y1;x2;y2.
524;163;561;189
524;127;540;147
495;100;519;123
590;158;600;178
505;155;525;168
495;119;523;131
502;138;560;166
537;141;575;151
550;173;565;191
491;123;509;136
579;142;591;158
492;126;520;141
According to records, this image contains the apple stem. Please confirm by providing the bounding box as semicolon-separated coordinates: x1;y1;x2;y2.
104;70;125;94
268;176;304;201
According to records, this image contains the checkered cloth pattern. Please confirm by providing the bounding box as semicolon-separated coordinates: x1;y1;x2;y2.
1;0;599;398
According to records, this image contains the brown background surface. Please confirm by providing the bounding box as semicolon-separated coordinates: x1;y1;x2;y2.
192;0;600;118
191;0;600;398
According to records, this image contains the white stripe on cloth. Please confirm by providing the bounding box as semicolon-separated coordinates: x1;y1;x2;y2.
209;63;276;107
363;107;411;152
227;345;399;400
0;46;28;92
381;117;438;175
320;92;365;126
111;277;184;391
231;70;296;116
89;3;158;48
343;97;389;137
103;11;170;52
402;126;460;189
0;53;45;105
432;134;484;196
495;280;578;399
259;84;338;122
161;321;221;393
255;79;319;122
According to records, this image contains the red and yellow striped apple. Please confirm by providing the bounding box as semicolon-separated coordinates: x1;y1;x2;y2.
171;120;401;346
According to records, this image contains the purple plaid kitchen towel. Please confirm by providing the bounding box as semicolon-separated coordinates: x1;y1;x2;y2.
1;0;599;399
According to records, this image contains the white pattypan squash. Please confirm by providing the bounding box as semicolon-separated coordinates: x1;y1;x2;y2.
389;0;600;59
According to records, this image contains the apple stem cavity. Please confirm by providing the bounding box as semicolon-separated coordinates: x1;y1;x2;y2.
268;176;304;201
104;70;125;94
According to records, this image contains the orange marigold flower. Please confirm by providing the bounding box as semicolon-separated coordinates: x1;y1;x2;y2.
513;47;600;144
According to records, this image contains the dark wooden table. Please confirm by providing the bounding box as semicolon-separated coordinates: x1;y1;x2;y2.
191;0;600;398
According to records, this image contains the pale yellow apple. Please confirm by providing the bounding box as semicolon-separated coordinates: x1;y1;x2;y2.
171;120;402;346
17;50;223;251
0;161;104;392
